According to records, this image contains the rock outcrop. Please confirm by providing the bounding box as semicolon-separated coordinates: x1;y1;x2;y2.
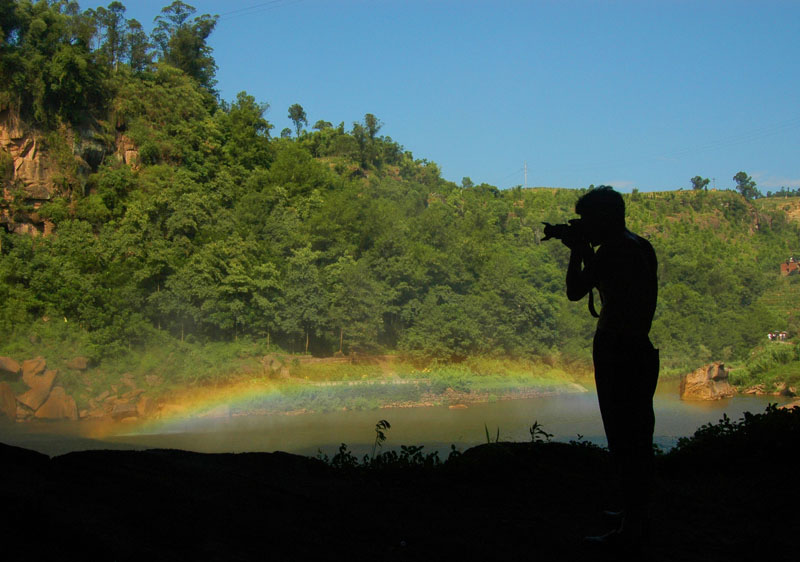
680;362;736;400
21;356;47;383
34;386;78;420
0;382;17;421
115;134;140;169
17;368;58;410
111;402;138;420
0;356;21;377
1;108;121;236
0;109;57;201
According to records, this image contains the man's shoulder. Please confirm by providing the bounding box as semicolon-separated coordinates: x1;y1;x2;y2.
596;231;655;265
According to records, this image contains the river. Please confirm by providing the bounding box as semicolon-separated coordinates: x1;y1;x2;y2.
0;378;791;458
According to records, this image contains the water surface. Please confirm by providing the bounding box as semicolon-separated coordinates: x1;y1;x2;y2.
0;378;790;457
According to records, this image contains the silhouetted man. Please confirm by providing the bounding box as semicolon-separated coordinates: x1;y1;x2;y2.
561;186;658;548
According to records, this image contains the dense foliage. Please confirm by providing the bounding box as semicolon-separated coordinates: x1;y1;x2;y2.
1;1;799;376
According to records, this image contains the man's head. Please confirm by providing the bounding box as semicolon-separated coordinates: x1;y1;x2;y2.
575;185;625;244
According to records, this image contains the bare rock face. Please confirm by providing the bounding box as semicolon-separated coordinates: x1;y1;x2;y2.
111;402;138;420
0;382;17;421
34;386;78;421
115;134;140;169
680;362;736;401
17;368;57;410
0;110;57;201
0;357;21;377
1;108;114;237
21;357;47;384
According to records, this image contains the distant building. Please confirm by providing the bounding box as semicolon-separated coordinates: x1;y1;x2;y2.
780;257;799;276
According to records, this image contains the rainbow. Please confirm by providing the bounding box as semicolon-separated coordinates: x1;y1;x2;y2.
110;378;428;437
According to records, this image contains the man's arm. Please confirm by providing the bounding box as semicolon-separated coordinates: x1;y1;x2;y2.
566;242;594;301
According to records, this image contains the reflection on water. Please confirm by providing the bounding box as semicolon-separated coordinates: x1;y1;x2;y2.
0;378;791;457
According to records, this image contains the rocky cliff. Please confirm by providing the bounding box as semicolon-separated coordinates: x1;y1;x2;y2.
0;108;138;236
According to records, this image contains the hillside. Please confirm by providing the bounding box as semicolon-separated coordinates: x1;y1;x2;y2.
2;1;800;407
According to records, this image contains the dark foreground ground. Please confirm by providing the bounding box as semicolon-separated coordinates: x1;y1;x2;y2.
2;407;798;561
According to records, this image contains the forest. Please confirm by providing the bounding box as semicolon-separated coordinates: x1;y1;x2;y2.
1;0;799;383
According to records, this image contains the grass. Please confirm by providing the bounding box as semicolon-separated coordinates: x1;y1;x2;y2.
728;341;800;390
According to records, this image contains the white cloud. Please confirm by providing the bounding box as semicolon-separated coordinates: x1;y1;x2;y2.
751;172;800;189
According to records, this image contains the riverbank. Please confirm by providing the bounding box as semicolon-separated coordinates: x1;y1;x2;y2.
2;404;797;561
1;353;591;424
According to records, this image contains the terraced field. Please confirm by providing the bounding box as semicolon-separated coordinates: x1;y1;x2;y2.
758;276;800;329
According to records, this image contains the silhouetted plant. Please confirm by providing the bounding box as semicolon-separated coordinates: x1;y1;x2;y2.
529;420;553;443
567;433;605;450
484;423;501;443
372;419;391;459
329;442;359;469
668;404;800;471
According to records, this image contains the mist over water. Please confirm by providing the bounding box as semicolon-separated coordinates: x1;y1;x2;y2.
0;379;790;458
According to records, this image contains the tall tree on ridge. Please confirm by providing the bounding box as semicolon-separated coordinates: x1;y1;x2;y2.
690;176;710;191
95;1;127;70
152;1;218;92
288;103;307;137
125;18;152;72
733;171;760;200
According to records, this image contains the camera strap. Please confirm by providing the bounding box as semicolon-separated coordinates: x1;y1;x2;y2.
588;288;600;318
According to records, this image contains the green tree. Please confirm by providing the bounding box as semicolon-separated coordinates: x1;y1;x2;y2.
326;256;390;353
94;1;127;70
152;1;218;92
733;171;760;200
288;103;307;137
219;91;273;169
690;176;710;191
364;113;382;140
125;18;152;72
281;247;328;353
0;0;107;124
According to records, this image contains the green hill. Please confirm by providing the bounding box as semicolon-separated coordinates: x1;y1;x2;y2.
1;0;799;392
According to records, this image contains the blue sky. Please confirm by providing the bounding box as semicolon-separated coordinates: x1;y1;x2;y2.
83;0;800;192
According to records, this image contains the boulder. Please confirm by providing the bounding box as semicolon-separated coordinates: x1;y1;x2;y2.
65;356;90;370
122;389;146;401
136;396;156;418
0;382;17;421
0;357;20;377
743;384;766;395
680;362;736;400
17;369;57;410
21;357;47;384
111;402;138;420
16;404;34;420
34;386;78;420
85;408;109;420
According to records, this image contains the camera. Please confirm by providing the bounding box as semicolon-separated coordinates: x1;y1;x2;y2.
542;218;583;242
